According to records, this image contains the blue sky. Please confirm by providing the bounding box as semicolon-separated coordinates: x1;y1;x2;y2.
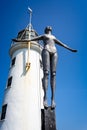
0;0;87;130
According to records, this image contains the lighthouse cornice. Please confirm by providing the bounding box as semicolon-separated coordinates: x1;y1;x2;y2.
9;41;43;57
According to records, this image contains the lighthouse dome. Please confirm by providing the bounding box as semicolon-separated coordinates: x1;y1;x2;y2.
12;27;38;42
17;28;38;40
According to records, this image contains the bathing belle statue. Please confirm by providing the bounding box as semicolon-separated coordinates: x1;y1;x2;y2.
15;26;77;108
29;26;77;108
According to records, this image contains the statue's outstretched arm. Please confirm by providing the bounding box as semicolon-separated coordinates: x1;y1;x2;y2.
54;39;77;52
30;35;44;41
12;35;43;42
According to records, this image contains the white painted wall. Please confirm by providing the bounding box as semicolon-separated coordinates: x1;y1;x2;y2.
0;41;44;130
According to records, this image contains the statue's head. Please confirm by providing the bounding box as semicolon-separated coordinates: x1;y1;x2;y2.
44;26;52;34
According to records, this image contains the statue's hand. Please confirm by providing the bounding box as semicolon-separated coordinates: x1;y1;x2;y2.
71;49;77;52
68;48;77;52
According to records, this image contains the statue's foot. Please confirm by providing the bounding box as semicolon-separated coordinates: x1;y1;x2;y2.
51;100;56;109
43;100;48;108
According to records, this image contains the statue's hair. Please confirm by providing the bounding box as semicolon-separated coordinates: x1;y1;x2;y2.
44;26;52;33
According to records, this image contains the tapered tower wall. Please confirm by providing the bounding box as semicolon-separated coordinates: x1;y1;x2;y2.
0;41;44;130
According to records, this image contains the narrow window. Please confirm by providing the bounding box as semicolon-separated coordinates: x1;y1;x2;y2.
40;60;43;69
7;76;12;87
11;57;16;66
1;104;7;120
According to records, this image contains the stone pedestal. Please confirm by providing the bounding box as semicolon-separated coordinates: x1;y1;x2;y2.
41;107;57;130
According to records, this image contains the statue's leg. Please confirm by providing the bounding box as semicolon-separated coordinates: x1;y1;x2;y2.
50;52;58;108
42;49;50;108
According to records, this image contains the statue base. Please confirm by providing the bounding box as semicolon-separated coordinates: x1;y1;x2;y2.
41;106;57;130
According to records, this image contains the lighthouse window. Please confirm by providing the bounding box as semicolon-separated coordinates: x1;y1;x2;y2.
1;104;7;120
11;57;16;66
40;60;43;69
7;76;12;87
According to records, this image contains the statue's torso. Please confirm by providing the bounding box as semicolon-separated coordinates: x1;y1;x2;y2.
43;34;57;53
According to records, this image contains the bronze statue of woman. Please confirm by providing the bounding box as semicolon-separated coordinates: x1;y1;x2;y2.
29;26;77;108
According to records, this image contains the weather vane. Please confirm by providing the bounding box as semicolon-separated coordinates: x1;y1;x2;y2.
28;7;33;31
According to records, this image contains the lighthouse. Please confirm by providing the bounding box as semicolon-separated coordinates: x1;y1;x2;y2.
0;9;44;130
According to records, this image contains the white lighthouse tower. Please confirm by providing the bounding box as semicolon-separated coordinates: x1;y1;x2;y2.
0;9;44;130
